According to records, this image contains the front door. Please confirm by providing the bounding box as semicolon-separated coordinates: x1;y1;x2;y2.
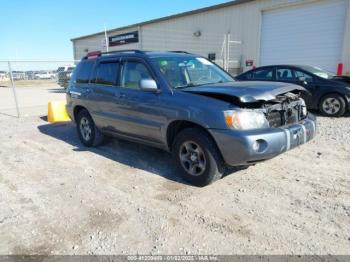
113;58;165;145
276;67;315;107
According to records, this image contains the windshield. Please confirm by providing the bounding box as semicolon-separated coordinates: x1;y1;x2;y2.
151;56;234;89
300;65;336;79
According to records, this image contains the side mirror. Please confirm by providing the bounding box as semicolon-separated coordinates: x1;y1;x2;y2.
298;76;306;82
139;79;159;92
298;76;308;85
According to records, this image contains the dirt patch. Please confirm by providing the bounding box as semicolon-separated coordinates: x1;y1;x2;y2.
0;115;349;254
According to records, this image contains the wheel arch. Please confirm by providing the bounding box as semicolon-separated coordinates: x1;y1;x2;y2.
73;105;88;122
318;92;348;109
166;120;218;152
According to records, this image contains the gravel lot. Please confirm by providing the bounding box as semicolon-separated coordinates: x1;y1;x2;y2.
0;109;349;254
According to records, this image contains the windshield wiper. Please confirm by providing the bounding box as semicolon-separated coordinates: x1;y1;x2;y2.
207;80;225;85
175;80;227;89
175;82;196;89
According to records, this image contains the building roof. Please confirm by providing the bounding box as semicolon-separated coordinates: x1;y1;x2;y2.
71;0;253;41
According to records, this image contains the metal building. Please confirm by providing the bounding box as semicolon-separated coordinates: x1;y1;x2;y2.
71;0;350;74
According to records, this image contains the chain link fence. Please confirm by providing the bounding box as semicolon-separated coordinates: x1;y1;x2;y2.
0;61;78;118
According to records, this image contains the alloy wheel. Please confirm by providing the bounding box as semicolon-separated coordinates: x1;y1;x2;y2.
322;97;341;115
179;141;206;176
80;117;92;141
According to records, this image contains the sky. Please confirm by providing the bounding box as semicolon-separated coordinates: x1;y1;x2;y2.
0;0;230;61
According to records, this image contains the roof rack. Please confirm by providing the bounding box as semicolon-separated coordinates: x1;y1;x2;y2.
84;49;146;59
169;51;191;54
101;49;146;56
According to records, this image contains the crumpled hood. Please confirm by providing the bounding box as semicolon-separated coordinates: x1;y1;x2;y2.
181;81;306;103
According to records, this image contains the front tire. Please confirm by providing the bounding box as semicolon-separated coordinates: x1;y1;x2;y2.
76;109;104;147
172;128;225;187
319;94;346;117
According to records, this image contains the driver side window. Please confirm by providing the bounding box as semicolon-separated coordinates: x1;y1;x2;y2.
276;68;295;81
120;61;153;89
294;70;313;82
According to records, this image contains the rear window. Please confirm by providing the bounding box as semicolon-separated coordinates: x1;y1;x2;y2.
76;60;95;84
94;62;119;86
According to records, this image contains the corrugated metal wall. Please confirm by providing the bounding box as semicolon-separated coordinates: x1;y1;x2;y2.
72;0;350;73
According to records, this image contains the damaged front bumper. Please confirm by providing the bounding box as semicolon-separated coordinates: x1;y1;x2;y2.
209;113;316;166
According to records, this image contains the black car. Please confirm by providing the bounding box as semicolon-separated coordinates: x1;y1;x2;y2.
235;65;350;116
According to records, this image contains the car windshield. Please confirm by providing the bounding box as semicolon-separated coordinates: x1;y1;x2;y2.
299;65;336;79
151;56;234;89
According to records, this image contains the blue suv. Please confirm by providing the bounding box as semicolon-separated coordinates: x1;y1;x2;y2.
66;50;316;186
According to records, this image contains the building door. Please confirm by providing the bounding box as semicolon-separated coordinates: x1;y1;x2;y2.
260;0;348;73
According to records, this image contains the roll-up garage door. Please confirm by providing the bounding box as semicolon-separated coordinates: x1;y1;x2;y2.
260;0;348;72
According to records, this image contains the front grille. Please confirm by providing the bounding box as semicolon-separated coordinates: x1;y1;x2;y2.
265;100;306;128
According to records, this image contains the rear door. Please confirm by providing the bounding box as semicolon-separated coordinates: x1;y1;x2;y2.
70;59;95;107
86;59;122;131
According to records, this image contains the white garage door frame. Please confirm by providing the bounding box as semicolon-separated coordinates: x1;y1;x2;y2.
258;0;348;73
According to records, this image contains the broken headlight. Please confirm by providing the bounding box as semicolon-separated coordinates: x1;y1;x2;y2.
300;98;308;117
224;110;269;130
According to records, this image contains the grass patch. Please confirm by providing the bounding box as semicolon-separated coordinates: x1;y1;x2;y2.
0;79;58;87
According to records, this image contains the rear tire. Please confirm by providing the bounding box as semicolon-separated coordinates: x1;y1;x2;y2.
76;109;104;147
319;94;346;117
172;128;225;187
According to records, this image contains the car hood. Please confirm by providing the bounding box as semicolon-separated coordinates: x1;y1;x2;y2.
181;81;306;103
331;76;350;85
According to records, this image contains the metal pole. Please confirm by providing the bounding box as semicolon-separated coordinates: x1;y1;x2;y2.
104;24;109;52
8;61;20;118
221;35;226;69
227;33;230;72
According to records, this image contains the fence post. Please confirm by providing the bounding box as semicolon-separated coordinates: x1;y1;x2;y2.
8;61;20;118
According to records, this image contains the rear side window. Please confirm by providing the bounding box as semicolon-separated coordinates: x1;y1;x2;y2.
76;60;95;84
242;72;252;80
94;62;119;86
252;68;273;80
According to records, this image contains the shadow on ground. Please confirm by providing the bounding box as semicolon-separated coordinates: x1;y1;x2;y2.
37;120;191;185
309;109;350;118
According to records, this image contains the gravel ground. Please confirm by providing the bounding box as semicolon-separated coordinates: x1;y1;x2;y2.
0;114;349;255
